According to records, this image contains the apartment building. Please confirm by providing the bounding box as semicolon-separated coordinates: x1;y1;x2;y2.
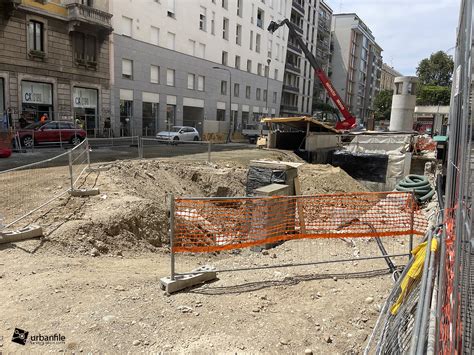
0;0;112;135
380;63;402;91
280;0;332;116
330;13;382;123
110;0;291;137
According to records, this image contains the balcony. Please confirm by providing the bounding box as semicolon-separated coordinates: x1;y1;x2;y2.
281;104;299;112
291;20;304;35
66;2;113;34
1;0;20;16
292;1;304;15
283;84;299;94
287;42;302;54
285;62;301;74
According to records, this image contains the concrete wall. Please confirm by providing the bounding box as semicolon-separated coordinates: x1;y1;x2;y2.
305;133;340;151
389;76;418;131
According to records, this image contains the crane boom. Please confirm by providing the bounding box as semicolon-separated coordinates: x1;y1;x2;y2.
268;19;356;130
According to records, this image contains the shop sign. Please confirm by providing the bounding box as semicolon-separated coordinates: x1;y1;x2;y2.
22;81;52;105
73;87;98;108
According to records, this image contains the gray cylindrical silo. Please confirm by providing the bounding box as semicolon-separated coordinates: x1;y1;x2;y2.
389;76;419;131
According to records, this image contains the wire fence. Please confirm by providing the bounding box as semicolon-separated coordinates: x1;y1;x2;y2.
140;138;212;162
437;0;473;353
0;139;91;230
167;192;428;281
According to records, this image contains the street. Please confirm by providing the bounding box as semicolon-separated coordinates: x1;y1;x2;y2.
0;140;255;171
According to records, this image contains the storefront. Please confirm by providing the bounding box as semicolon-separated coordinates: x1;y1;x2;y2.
21;81;53;124
0;78;4;115
73;87;98;136
142;92;159;136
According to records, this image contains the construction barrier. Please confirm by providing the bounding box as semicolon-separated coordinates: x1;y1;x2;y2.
172;191;427;253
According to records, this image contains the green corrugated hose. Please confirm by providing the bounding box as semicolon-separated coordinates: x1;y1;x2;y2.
395;174;435;203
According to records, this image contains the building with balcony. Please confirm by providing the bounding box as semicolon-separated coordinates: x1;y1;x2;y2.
330;13;383;123
0;0;112;135
280;0;333;117
380;63;402;91
109;0;290;138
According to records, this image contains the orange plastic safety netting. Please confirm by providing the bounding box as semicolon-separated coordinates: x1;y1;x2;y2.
173;191;428;253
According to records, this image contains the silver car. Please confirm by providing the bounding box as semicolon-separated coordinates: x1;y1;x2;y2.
156;126;200;142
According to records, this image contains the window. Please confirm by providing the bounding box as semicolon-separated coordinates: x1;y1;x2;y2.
236;24;242;45
28;20;44;52
256;88;261;100
408;82;416;95
199;6;207;31
122;16;132;36
197;75;205;91
187;73;195;89
249;30;253;50
274;68;279;80
167;0;175;18
217;109;226;121
264;65;269;77
235;55;241;69
255;33;261;53
221;80;227;95
234;83;240;97
267;39;273;58
167;32;175;50
198;43;206;58
246;85;251;99
247;59;252;73
251;3;255;23
150;26;159;45
257;8;264;28
263;89;267;102
395;82;402;95
120;99;133;135
188;39;196;56
237;0;242;17
211;12;215;35
150;65;159;83
222;18;229;40
275;43;280;61
167;68;175;86
257;63;262;76
273;91;277;103
222;51;228;66
73;32;97;63
167;104;176;125
221;0;228;9
122;59;133;79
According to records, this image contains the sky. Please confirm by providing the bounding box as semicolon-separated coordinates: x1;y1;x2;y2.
325;0;459;75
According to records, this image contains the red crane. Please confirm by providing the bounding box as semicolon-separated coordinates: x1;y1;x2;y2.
268;19;356;130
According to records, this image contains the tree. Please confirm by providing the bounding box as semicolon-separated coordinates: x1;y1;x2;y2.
416;85;451;106
373;90;393;120
416;51;454;86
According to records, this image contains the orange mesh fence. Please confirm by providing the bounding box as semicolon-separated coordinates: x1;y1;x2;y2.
173;191;428;253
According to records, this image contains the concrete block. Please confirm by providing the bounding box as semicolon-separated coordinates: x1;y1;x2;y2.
0;225;43;244
69;188;100;197
160;265;217;294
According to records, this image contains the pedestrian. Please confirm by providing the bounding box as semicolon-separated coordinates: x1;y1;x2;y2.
40;113;48;123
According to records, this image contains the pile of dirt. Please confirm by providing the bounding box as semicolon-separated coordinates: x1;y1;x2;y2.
298;164;368;195
26;156;368;257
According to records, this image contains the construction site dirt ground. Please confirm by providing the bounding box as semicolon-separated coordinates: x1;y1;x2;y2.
0;148;421;353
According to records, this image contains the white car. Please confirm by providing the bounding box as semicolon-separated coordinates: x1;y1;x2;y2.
156;126;200;142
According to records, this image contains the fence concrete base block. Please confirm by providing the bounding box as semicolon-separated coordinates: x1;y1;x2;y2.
160;265;217;294
69;188;100;197
0;225;43;244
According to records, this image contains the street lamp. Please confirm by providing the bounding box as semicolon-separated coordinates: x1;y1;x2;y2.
265;58;271;115
213;66;232;143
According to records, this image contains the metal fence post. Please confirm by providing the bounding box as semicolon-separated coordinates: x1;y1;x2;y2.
207;141;211;163
410;192;415;258
86;138;91;169
169;193;175;280
139;136;143;159
68;150;74;191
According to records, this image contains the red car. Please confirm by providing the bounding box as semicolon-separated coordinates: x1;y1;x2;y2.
17;121;87;148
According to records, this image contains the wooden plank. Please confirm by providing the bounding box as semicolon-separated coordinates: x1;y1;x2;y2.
294;177;307;234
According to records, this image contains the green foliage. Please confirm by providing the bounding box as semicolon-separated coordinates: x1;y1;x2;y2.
416;51;454;86
416;85;451;105
373;90;393;120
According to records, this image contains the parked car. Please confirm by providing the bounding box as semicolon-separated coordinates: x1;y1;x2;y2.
156;126;200;142
16;121;87;148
